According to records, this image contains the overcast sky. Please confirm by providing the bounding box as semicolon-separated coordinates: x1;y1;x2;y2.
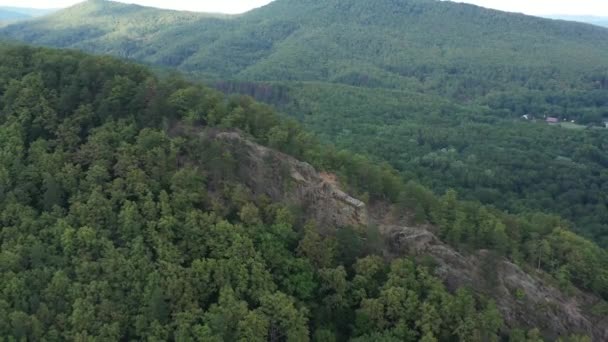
1;0;608;16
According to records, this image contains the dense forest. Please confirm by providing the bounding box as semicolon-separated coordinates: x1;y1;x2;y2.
3;0;608;124
0;43;607;341
2;0;608;247
216;80;608;247
275;82;608;247
3;0;608;123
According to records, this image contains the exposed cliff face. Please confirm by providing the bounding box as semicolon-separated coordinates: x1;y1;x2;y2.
212;131;368;228
199;129;607;340
381;223;608;341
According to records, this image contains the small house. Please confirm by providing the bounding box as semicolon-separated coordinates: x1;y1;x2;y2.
546;117;559;124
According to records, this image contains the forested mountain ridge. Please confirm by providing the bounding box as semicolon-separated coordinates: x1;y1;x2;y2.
4;0;608;96
4;0;608;125
0;0;608;246
1;42;607;341
3;0;608;247
0;45;608;341
0;0;227;61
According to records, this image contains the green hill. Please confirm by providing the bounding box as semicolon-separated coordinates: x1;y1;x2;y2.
0;0;228;60
2;41;608;341
3;0;608;96
4;0;608;124
2;0;608;246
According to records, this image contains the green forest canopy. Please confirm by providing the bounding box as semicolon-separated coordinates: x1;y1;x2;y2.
0;43;607;341
2;0;608;246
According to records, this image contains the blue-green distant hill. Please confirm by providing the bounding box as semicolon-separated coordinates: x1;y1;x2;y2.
0;6;57;24
546;15;608;28
3;0;608;89
0;9;30;21
0;6;56;16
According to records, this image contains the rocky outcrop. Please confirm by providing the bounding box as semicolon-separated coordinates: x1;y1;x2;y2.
213;131;368;228
197;128;607;340
382;223;608;341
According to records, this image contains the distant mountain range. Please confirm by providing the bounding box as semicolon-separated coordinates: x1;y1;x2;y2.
2;0;608;85
546;15;608;28
0;9;29;21
0;6;57;24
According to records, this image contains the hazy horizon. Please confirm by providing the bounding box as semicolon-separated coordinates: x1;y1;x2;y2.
1;0;608;16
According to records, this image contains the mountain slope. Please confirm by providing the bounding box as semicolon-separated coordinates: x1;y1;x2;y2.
0;0;228;61
3;0;608;246
4;0;608;120
1;42;607;341
4;0;608;121
5;0;608;88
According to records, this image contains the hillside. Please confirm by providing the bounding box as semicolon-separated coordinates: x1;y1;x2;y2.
0;0;227;59
215;80;608;247
3;0;608;247
3;0;608;96
1;42;608;341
